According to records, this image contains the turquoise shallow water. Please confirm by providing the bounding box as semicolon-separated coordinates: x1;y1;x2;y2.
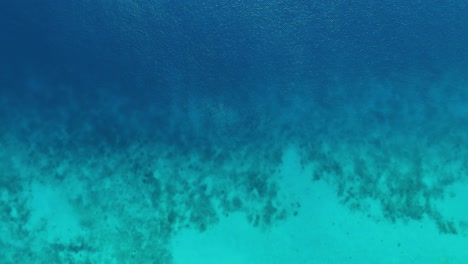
1;1;468;263
2;75;468;263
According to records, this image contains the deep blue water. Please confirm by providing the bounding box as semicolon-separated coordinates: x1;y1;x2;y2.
1;1;468;262
2;1;467;131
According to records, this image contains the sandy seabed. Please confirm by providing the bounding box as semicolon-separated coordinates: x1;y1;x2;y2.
1;137;468;263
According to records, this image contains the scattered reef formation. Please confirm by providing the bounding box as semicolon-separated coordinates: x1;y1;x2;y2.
1;75;468;262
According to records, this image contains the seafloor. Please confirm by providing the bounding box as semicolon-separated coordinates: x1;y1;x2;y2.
1;73;468;263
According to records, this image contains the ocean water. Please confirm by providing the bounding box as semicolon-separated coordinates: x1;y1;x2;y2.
1;1;468;263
